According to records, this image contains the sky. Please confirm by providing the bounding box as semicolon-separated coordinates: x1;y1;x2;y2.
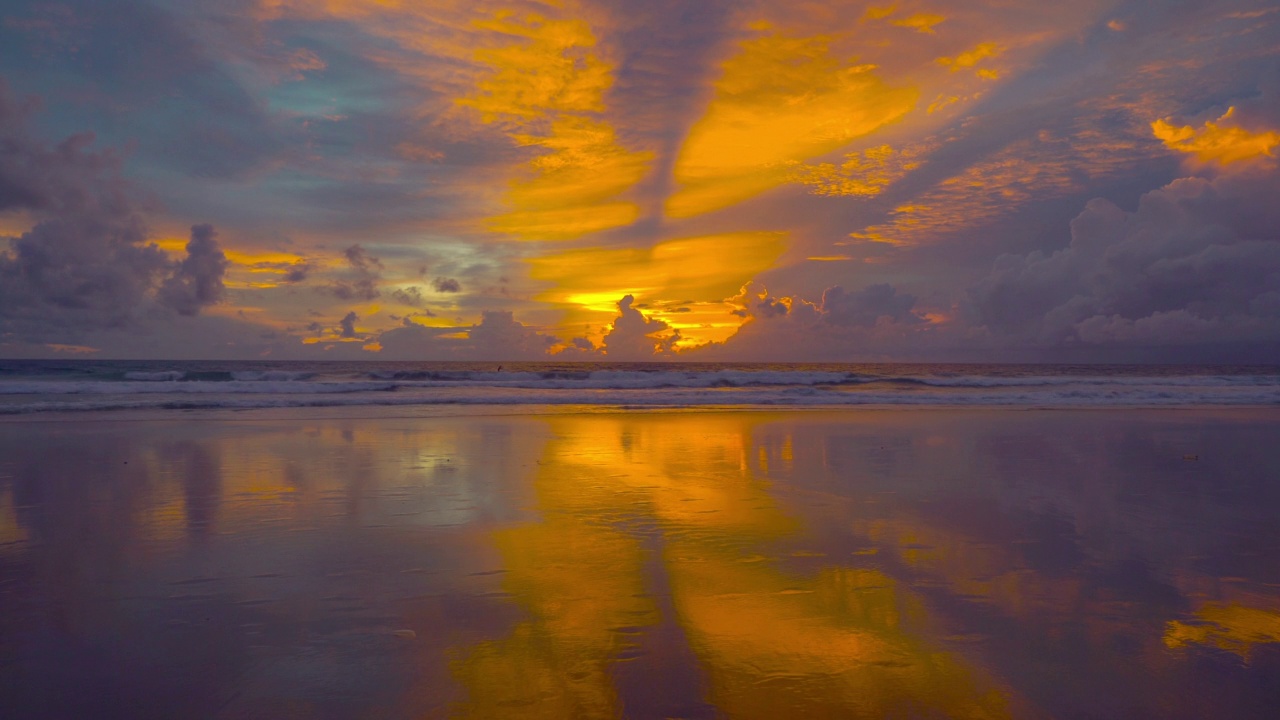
2;0;1279;362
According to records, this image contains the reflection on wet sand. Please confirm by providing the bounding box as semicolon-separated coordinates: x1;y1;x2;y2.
1;409;1278;718
453;415;1009;718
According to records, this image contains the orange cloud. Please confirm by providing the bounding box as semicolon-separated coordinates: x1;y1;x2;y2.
893;13;946;34
458;11;651;240
936;42;1003;72
788;142;934;197
1152;107;1280;164
666;31;918;219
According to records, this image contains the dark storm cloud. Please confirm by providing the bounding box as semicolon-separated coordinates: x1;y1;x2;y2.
685;281;944;361
822;285;924;328
0;82;237;342
0;81;167;338
158;223;228;316
967;171;1280;351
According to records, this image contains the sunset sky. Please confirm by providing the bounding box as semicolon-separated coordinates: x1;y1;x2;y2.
2;0;1279;361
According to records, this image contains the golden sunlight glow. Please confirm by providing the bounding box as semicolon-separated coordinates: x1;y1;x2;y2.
459;11;651;240
666;31;918;218
487;117;651;240
0;211;36;237
529;231;787;344
1164;603;1280;659
457;14;610;121
43;343;99;354
1152;107;1280;164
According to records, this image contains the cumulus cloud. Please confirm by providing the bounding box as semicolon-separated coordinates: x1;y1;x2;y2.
691;282;940;361
601;294;680;360
323;244;382;300
373;309;556;360
158;223;228;316
281;261;311;283
821;284;924;328
338;310;359;339
0;81;232;341
432;276;461;293
465;310;556;359
391;285;426;307
552;335;601;359
967;169;1280;351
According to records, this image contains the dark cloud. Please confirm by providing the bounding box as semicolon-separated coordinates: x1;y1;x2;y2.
967;170;1280;352
338;311;359;339
322;244;382;300
0;81;169;340
343;244;382;272
281;261;311;283
158;224;228;316
465;311;556;359
822;284;924;328
688;282;942;361
432;276;461;293
373;311;555;360
392;285;425;307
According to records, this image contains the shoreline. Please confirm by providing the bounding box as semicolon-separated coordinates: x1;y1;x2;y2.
3;401;1278;425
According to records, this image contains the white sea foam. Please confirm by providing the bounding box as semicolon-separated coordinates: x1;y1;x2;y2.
1;365;1276;414
122;371;186;381
229;370;315;382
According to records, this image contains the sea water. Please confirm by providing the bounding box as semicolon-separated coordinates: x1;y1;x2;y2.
1;360;1277;414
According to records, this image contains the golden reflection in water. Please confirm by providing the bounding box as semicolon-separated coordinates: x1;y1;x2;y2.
4;410;1280;718
1165;604;1280;661
451;413;1010;718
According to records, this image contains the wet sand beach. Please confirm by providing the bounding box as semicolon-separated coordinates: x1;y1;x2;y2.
2;408;1279;718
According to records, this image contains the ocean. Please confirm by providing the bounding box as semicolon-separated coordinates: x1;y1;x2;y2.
1;359;1277;414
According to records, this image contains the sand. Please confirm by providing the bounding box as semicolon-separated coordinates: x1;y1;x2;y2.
2;408;1279;718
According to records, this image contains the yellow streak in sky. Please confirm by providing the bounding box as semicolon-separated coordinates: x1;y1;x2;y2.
1152;107;1280;164
459;11;651;240
489;117;651;239
529;231;787;344
667;32;917;219
457;13;610;121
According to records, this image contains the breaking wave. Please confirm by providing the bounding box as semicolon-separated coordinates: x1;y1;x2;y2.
0;361;1277;414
